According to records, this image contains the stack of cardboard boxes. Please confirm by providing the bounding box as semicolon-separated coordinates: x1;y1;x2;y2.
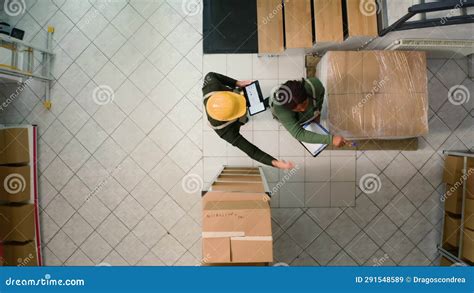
441;155;474;265
0;127;39;266
202;167;273;265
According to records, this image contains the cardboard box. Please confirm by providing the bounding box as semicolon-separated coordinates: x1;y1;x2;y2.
231;236;273;263
443;213;461;248
464;198;474;231
467;168;474;199
319;51;428;139
445;184;463;215
461;229;474;263
313;0;343;43
0;128;30;165
345;0;378;37
211;182;265;193
2;241;38;266
217;175;262;182
202;192;272;264
443;156;465;185
0;204;35;242
439;256;454;266
0;166;30;202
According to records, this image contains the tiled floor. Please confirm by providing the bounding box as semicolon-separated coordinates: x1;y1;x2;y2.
0;0;472;267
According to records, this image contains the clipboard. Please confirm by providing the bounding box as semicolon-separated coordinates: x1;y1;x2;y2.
300;122;329;157
243;81;266;116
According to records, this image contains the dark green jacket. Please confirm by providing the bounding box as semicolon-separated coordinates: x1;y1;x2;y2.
202;72;276;166
271;78;332;145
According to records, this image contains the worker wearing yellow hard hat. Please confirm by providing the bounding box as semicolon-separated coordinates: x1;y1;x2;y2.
203;72;294;170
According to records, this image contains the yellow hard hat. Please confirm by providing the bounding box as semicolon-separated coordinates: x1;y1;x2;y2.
206;91;247;121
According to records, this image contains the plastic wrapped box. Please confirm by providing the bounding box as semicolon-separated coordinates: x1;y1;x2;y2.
317;51;429;139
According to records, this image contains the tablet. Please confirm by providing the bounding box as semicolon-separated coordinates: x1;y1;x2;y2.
243;81;266;116
300;122;329;157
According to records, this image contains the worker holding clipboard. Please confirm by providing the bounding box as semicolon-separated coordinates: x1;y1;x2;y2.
270;78;348;155
203;72;294;169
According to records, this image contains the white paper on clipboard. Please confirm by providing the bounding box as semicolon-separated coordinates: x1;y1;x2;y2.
300;122;329;156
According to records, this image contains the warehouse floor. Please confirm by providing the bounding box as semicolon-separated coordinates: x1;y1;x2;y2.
0;0;472;266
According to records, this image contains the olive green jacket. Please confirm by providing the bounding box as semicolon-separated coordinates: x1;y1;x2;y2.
271;77;332;145
202;72;276;166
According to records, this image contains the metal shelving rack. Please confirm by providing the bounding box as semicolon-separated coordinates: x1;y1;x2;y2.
438;150;474;266
0;27;55;109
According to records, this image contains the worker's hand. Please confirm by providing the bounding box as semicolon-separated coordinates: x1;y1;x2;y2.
272;160;295;170
236;80;253;88
332;135;347;148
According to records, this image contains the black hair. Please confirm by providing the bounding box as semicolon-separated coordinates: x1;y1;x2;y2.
275;79;308;110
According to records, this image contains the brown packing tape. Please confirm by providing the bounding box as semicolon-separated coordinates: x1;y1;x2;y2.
0;204;35;242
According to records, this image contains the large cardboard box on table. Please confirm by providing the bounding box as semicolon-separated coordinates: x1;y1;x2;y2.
0;204;35;242
202;192;273;264
1;241;38;266
443;213;461;248
0;128;30;165
317;51;428;139
0;166;30;202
